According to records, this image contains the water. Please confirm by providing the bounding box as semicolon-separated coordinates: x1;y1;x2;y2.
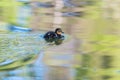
1;0;120;80
17;5;31;26
0;33;46;71
0;32;69;70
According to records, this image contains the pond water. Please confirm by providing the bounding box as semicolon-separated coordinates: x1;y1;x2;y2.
0;0;120;80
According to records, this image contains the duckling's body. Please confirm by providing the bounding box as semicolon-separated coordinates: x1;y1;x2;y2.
44;31;57;42
44;28;64;45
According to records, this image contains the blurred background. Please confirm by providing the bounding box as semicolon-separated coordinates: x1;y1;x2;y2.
0;0;120;80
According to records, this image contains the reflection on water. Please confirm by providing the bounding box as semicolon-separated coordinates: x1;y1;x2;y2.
0;33;46;71
17;5;31;26
75;53;120;80
0;0;120;80
0;52;46;80
0;51;119;80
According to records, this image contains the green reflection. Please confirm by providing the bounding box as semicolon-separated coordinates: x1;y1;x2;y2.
75;54;92;80
74;0;120;80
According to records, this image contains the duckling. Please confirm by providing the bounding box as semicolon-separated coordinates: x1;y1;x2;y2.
44;28;64;45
